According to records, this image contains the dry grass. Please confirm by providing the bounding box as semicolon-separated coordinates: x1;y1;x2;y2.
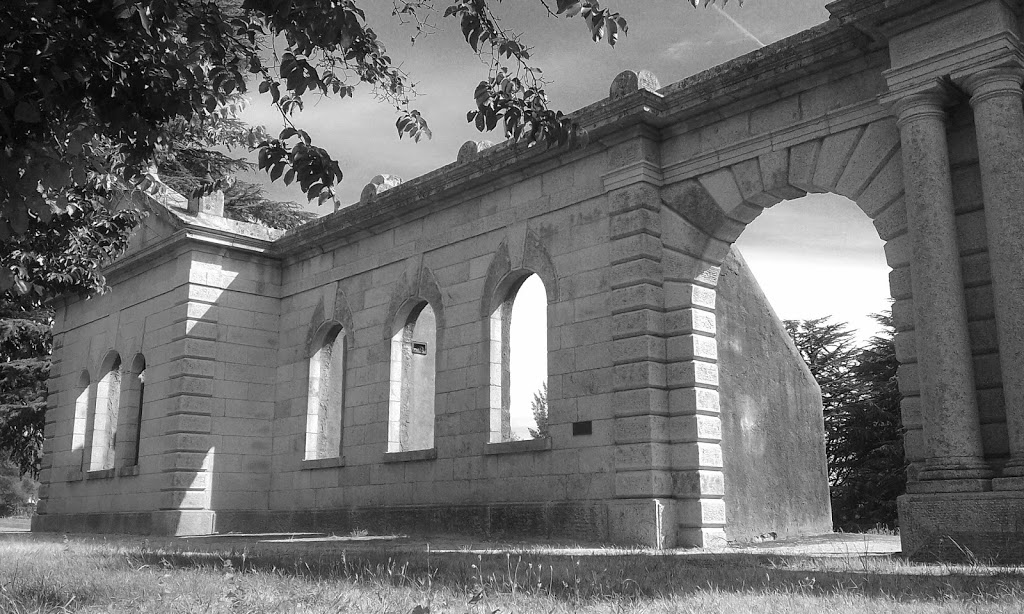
1;531;1023;613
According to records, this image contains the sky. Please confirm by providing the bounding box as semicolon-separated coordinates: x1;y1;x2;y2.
233;1;894;426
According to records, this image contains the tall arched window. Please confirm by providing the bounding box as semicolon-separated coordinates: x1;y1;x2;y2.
122;353;146;467
89;353;121;471
388;302;436;452
305;323;345;460
489;273;548;442
72;370;91;467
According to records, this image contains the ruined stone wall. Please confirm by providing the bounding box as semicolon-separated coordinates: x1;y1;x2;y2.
715;249;832;542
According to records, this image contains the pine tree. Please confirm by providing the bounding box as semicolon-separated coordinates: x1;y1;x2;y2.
786;314;905;531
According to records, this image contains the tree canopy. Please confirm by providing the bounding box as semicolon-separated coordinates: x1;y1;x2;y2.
1;0;733;287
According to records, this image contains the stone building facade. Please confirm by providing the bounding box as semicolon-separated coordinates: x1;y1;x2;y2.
32;0;1024;559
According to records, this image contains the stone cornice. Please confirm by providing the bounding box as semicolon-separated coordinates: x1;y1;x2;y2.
884;32;1024;102
828;0;1012;42
274;20;878;259
103;223;279;288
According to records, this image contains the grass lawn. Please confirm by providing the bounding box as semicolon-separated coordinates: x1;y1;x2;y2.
1;531;1022;613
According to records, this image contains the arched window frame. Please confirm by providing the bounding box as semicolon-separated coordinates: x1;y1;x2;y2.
119;353;147;467
89;351;121;471
487;270;550;443
305;321;346;460
386;299;438;453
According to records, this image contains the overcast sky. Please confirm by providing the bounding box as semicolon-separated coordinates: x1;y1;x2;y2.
236;0;892;347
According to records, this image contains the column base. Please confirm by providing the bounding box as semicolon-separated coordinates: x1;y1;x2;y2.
993;476;1024;491
917;457;993;482
906;478;992;493
900;491;1024;562
998;458;1024;478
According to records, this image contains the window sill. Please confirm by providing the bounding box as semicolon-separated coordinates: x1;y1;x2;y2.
485;438;551;455
382;448;437;463
301;457;346;470
118;465;140;478
85;468;116;480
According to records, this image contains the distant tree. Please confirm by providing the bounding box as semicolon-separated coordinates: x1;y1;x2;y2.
829;313;904;530
0;451;38;517
153;95;316;230
528;382;549;439
786;314;905;531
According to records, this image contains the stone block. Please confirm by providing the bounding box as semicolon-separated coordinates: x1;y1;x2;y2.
613;415;671;445
857;154;903;217
731;159;779;208
811;128;862;191
151;510;216;536
665;308;716;336
672;441;723;470
610;208;661;240
609;233;662;264
667;360;719;389
750;96;800;135
760;149;805;201
672;469;725;498
611;388;669;417
667;334;718;362
788;140;822;193
612;335;667;364
609;258;662;289
677;498;727;526
899;491;1024;563
835;119;899;199
669;387;720;416
670;414;722;443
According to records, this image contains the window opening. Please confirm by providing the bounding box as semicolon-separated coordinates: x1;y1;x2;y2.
388;302;436;452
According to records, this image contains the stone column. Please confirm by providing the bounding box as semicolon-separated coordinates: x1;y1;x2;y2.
894;91;992;489
960;68;1024;484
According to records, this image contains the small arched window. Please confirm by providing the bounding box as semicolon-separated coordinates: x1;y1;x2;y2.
305;323;345;460
489;273;548;442
387;302;436;452
89;353;121;471
122;353;146;467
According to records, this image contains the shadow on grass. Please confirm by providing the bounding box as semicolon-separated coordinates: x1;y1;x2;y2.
119;541;1024;604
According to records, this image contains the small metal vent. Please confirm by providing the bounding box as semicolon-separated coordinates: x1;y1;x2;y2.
572;421;593;436
412;342;428;355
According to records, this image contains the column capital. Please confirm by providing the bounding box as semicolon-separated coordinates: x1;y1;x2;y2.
880;79;955;128
958;67;1024;108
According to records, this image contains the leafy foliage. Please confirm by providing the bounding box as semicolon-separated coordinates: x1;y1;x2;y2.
785;314;905;531
1;0;733;257
528;382;549;440
0;202;143;477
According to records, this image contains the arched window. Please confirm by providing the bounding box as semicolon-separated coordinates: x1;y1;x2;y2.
388;302;436;452
72;370;91;464
89;353;121;471
489;273;549;442
305;323;345;460
121;353;146;467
